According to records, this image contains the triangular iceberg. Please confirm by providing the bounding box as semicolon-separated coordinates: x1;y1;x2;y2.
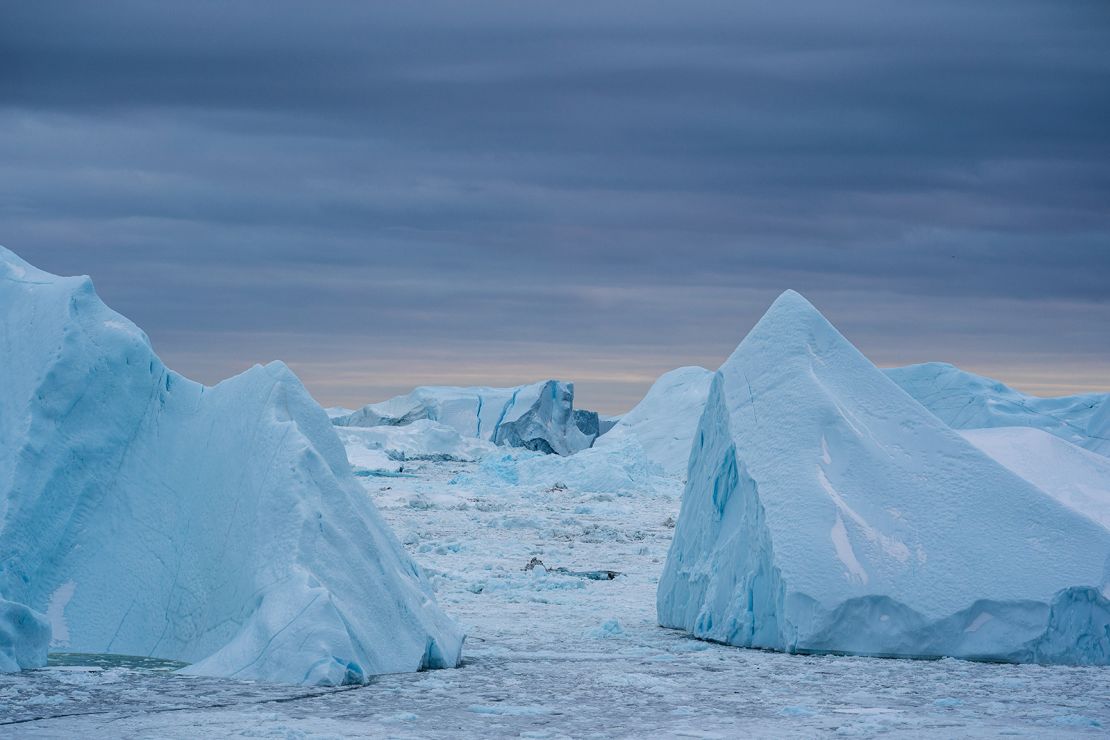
0;247;463;683
658;290;1110;664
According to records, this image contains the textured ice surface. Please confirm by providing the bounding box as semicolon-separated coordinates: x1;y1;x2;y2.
0;247;462;685
0;599;50;673
333;380;600;455
887;362;1110;457
962;427;1110;531
658;290;1110;664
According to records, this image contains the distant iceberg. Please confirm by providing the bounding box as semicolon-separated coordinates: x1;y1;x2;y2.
0;246;463;684
592;366;713;476
961;427;1110;531
658;290;1110;665
334;380;602;456
887;362;1110;458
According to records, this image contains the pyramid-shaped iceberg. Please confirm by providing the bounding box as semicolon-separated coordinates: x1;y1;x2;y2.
658;290;1110;664
0;247;463;683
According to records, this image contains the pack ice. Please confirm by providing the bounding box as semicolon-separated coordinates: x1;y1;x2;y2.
887;362;1110;458
658;290;1110;665
333;380;602;455
0;247;463;683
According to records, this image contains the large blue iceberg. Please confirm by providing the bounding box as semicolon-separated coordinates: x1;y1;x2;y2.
658;291;1110;665
0;247;463;684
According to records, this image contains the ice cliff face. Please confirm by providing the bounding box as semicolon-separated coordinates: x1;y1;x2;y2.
0;246;463;684
658;290;1110;665
886;362;1110;458
0;599;50;673
334;380;600;456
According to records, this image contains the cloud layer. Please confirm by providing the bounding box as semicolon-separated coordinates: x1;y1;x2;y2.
3;1;1108;412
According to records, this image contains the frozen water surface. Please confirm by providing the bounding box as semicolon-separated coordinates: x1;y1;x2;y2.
3;456;1108;737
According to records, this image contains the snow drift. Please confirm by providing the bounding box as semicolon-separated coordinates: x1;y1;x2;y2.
0;247;463;684
658;290;1110;665
333;381;601;456
887;363;1110;458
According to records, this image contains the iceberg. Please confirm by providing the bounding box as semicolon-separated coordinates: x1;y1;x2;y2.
592;366;712;476
886;362;1110;458
337;419;499;467
0;598;50;673
658;290;1110;665
465;366;713;496
0;246;463;685
334;380;601;456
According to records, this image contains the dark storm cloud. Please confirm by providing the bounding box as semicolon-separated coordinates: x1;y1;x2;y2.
1;1;1108;411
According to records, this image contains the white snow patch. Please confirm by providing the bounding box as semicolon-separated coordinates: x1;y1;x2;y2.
46;580;76;647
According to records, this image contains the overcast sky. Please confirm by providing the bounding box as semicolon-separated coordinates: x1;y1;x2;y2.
2;1;1108;413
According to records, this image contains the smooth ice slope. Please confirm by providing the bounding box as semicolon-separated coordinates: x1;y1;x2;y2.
961;427;1110;531
0;247;463;685
887;363;1110;457
593;366;712;476
0;598;50;673
658;290;1110;665
334;381;600;455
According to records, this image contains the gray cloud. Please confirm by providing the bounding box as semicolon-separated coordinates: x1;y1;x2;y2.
2;1;1108;412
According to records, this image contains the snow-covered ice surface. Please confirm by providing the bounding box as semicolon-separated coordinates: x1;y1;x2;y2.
887;362;1110;457
961;427;1110;531
0;247;462;685
659;291;1110;665
4;449;1110;737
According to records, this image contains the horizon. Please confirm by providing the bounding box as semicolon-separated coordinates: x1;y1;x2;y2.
3;2;1108;415
5;243;1104;416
